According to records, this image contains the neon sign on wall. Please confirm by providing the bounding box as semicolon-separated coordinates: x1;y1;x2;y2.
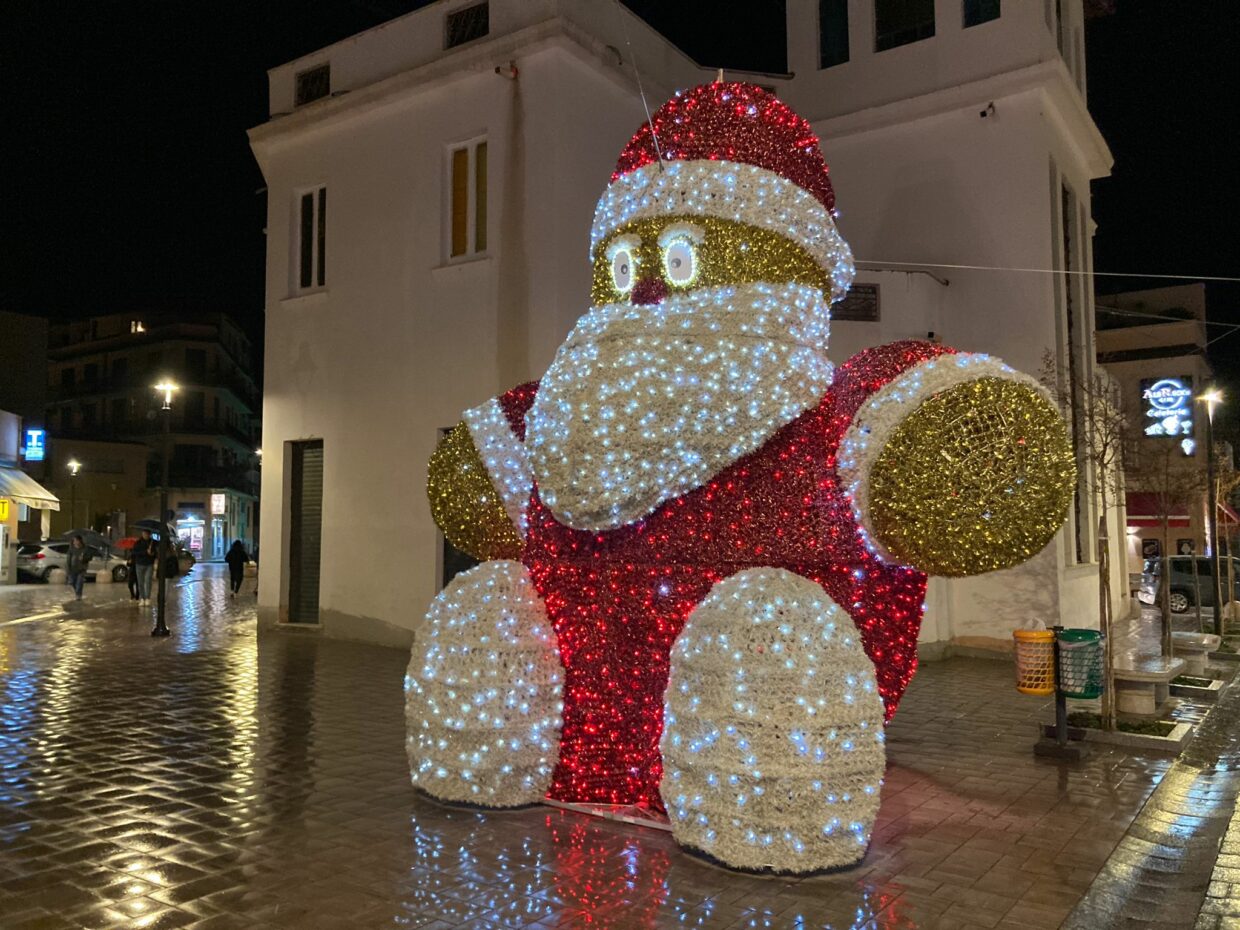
1141;376;1195;455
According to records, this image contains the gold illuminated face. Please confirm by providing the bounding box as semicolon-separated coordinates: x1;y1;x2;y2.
590;216;829;305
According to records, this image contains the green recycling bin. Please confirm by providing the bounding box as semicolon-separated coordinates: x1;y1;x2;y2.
1056;629;1104;699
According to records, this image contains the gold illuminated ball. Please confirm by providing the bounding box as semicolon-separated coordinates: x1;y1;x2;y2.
591;216;828;305
427;422;523;562
867;378;1076;577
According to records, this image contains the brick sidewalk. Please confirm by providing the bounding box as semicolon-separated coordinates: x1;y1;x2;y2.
0;581;1176;929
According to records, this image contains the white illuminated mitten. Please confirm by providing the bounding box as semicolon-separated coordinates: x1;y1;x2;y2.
660;568;885;873
405;560;563;807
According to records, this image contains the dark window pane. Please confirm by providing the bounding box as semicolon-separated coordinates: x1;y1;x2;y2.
819;0;850;68
317;187;327;287
450;147;468;257
876;0;935;51
964;0;1000;27
299;192;314;289
61;368;75;388
445;2;489;49
295;64;331;106
474;142;487;253
186;348;206;380
111;357;128;384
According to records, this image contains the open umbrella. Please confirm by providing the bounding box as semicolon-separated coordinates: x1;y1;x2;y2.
60;528;110;552
114;537;138;551
132;519;177;540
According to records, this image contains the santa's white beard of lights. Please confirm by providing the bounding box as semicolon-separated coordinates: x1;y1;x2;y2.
526;281;835;531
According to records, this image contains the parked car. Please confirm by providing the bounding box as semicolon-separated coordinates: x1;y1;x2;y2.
17;541;131;583
1138;556;1240;613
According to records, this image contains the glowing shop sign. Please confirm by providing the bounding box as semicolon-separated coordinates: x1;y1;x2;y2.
23;428;45;462
1141;377;1194;445
210;493;226;515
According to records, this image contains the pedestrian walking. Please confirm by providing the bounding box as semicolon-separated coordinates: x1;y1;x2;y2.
132;529;157;606
224;540;250;597
125;546;140;601
65;535;93;600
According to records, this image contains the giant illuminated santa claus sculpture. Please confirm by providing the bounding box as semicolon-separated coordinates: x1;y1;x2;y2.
406;82;1075;873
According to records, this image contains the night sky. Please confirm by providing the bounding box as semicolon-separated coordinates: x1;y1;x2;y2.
4;1;1236;418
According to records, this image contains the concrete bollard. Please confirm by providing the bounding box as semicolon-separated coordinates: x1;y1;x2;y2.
95;569;113;585
47;568;67;585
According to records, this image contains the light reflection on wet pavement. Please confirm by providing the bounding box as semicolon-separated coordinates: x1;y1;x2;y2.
0;569;1196;928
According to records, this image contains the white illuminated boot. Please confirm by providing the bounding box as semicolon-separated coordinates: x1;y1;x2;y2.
660;568;886;873
405;560;563;807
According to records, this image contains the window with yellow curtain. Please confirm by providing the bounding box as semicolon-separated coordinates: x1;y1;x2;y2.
448;138;487;258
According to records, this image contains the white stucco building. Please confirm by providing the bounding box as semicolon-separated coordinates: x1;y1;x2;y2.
249;0;1123;652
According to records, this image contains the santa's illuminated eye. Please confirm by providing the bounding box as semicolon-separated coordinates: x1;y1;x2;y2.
611;249;635;293
657;222;704;288
605;234;641;295
663;239;696;286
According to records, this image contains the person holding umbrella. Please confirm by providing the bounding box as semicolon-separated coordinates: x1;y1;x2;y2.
65;534;93;601
132;529;158;606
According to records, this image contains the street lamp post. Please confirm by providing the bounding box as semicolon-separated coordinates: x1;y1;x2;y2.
153;381;178;637
67;459;81;529
1199;389;1225;636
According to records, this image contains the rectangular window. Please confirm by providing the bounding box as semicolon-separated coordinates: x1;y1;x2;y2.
295;186;327;292
83;363;99;384
295;63;331;107
81;402;97;428
819;0;850;68
111;356;128;384
111;397;128;426
448;139;488;259
445;2;489;49
60;368;75;388
186;348;207;381
964;0;1000;27
876;0;935;51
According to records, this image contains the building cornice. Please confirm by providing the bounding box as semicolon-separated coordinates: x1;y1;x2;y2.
249;18;708;164
810;60;1113;180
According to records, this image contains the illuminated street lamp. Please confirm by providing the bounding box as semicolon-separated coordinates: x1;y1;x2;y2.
67;458;82;528
1198;388;1224;635
153;380;178;637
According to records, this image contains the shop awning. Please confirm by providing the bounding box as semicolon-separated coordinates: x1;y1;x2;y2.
1126;491;1189;529
0;465;60;511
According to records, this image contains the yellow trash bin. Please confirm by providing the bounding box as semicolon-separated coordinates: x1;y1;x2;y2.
1013;629;1055;696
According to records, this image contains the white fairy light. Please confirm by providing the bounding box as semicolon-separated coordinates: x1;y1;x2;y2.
660;568;885;872
463;398;534;537
405;561;563;807
526;281;834;531
591;160;855;303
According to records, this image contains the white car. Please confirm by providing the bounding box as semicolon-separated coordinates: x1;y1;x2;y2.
16;542;130;583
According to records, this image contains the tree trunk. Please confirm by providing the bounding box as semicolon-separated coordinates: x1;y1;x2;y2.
1099;484;1116;732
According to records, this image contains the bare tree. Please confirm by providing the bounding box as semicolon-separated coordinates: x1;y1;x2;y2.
1040;352;1128;731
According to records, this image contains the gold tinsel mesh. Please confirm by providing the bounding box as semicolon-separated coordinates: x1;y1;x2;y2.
590;216;828;306
868;378;1076;577
427;422;523;562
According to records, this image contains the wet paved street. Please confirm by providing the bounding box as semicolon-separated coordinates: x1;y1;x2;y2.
0;567;1210;928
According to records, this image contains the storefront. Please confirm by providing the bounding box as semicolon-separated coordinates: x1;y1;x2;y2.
1125;490;1193;578
0;465;60;585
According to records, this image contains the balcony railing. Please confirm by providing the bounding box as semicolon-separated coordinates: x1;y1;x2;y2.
52;417;259;449
146;462;260;495
50;368;259;407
